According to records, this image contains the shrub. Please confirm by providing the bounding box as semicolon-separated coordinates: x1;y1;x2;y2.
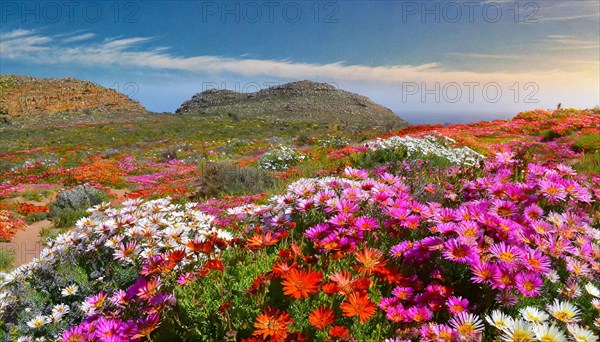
368;134;483;166
50;185;107;228
195;162;274;198
257;146;307;170
317;135;350;149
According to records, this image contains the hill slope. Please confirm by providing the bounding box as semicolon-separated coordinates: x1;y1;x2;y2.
176;80;409;132
0;75;147;117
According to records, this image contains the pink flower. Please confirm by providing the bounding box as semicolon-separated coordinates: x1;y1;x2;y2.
515;272;543;297
442;238;477;264
447;296;469;315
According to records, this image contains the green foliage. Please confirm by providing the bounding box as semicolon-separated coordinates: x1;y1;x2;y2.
572;132;600;152
25;212;48;224
51;208;89;229
0;250;14;272
49;185;107;228
540;129;563;141
350;146;408;169
195;162;275;198
575;151;600;174
158;248;276;340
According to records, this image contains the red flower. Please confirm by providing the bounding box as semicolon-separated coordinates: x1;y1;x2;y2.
166;249;186;269
247;231;280;249
321;282;339;295
281;269;322;299
308;307;335;329
272;262;298;276
351;277;371;292
253;307;293;342
354;247;386;275
186;239;213;254
328;326;349;339
204;259;225;271
340;292;377;323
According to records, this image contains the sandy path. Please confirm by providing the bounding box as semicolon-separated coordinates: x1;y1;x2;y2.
0;220;51;267
0;187;128;269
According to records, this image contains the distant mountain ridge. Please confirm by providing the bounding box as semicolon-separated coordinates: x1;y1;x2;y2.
0;75;147;117
176;80;409;132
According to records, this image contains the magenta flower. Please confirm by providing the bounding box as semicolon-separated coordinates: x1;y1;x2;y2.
538;180;567;202
488;242;524;266
354;216;379;231
442;238;477;264
446;296;469;315
515;272;543;297
469;262;501;284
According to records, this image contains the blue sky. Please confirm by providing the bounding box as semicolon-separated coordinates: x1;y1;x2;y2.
1;0;598;124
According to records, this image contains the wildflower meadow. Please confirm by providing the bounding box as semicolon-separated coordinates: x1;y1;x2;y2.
0;109;599;341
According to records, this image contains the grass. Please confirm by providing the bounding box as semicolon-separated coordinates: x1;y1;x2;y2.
575;151;600;174
0;250;14;272
572;132;600;152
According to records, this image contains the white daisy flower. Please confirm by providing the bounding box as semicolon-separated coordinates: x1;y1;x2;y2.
585;283;600;298
61;285;79;297
533;323;567;342
567;325;599;342
519;306;549;324
546;299;581;324
486;310;514;331
26;315;49;329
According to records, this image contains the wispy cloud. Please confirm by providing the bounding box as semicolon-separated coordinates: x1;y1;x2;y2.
0;29;35;40
0;29;597;90
541;35;600;50
62;33;96;43
542;13;599;22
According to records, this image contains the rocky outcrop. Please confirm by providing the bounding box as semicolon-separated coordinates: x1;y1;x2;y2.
176;80;408;131
0;75;147;117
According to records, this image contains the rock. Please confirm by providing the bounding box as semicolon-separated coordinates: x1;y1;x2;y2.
51;185;107;214
0;74;147;117
175;80;409;132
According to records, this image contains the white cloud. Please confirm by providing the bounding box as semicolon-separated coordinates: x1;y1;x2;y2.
62;33;96;43
0;29;597;100
0;29;35;40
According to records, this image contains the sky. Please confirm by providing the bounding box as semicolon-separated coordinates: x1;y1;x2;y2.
0;0;599;124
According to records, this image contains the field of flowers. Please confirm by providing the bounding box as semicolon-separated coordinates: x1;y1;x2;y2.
0;109;599;341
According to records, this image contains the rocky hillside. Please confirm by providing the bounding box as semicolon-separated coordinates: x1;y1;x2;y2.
176;80;408;132
0;75;147;117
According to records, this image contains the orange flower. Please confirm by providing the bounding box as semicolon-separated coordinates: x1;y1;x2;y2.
166;249;187;269
253;307;293;342
186;239;213;254
204;259;225;271
340;292;377;323
354;247;386;275
329;326;349;339
308;306;335;329
247;231;280;249
322;282;339;294
329;271;353;295
272;262;298;276
281;269;322;299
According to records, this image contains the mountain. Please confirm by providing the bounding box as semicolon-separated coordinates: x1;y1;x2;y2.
0;75;147;117
176;80;409;132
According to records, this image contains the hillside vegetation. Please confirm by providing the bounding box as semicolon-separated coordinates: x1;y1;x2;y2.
0;78;598;342
176;80;409;132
